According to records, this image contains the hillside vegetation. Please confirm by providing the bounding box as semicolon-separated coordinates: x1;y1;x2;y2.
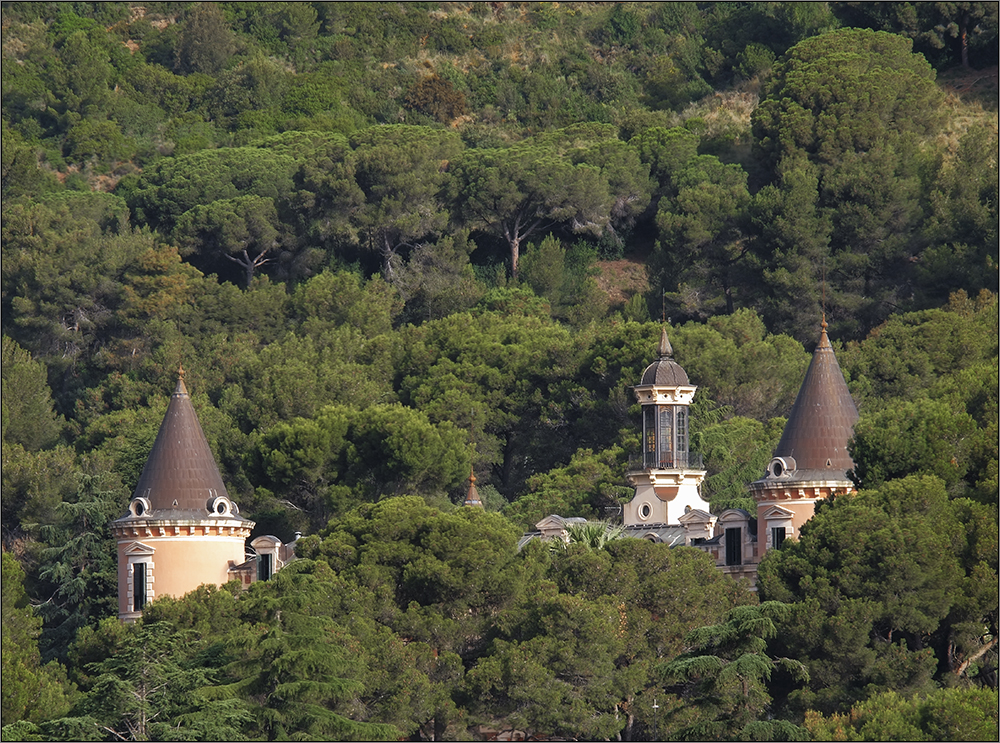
2;3;997;741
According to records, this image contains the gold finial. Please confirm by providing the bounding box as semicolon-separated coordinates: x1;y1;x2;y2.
174;363;189;395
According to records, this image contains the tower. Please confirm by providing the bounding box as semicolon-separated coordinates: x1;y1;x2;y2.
463;467;484;508
111;369;254;622
622;327;709;526
749;320;859;557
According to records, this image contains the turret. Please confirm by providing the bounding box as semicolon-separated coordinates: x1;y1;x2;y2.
111;368;254;621
622;327;709;526
750;320;859;555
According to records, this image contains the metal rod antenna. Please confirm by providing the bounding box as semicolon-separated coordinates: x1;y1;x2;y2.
822;257;827;325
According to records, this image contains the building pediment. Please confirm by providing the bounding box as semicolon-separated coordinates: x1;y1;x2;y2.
534;515;586;531
251;535;283;550
123;541;155;556
717;508;753;524
759;504;795;520
678;508;714;525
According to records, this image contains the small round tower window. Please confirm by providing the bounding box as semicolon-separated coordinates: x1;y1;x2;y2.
770;457;795;477
216;501;226;514
639;503;651;519
134;501;144;516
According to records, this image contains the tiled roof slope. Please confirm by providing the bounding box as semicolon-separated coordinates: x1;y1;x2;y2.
771;322;859;479
639;326;690;386
128;371;241;520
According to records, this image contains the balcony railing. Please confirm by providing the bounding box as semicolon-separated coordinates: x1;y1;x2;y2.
627;452;704;472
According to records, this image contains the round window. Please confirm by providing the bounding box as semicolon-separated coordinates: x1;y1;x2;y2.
772;461;783;477
134;501;144;516
216;501;227;515
639;503;651;519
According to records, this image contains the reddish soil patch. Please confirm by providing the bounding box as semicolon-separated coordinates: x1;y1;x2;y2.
595;259;649;307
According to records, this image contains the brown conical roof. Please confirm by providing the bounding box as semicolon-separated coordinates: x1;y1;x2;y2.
128;369;239;520
768;322;859;480
463;468;483;508
639;326;690;386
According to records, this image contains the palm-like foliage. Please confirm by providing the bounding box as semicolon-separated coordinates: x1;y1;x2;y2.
555;521;627;551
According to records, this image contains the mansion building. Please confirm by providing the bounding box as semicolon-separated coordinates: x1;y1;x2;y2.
523;320;859;585
114;319;858;618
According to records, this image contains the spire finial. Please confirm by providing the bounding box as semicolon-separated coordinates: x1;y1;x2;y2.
818;316;832;349
464;409;483;507
658;326;673;358
174;364;188;395
821;257;827;324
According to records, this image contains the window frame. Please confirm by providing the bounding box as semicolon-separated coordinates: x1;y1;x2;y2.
725;527;742;566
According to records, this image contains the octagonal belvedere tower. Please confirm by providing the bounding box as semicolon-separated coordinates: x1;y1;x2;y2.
622;327;709;526
111;368;254;622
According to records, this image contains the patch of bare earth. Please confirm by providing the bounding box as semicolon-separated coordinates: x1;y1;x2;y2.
595;259;649;308
938;65;999;98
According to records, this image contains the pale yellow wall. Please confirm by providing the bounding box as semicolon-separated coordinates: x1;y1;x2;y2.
755;500;818;556
754;486;856;557
117;533;248;618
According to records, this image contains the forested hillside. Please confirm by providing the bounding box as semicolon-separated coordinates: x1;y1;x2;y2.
2;2;998;740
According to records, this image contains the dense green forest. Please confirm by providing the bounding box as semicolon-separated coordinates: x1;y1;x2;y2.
1;2;998;740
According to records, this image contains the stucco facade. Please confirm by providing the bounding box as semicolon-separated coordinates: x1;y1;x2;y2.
622;327;711;527
112;369;288;622
616;321;859;586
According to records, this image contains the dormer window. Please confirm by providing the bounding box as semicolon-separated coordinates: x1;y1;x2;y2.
128;497;152;518
769;457;796;478
208;496;234;517
725;528;742;566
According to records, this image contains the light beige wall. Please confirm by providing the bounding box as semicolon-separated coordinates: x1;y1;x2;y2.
623;483;671;525
755;499;821;555
117;535;248;617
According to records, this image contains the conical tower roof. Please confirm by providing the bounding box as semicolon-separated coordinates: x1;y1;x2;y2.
126;368;244;520
762;322;858;483
639;326;690;386
463;468;483;508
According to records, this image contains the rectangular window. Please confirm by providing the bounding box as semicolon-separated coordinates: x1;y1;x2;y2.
676;408;687;465
725;528;741;566
258;553;273;582
771;527;786;550
658;406;673;467
133;562;146;612
644;407;657;467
